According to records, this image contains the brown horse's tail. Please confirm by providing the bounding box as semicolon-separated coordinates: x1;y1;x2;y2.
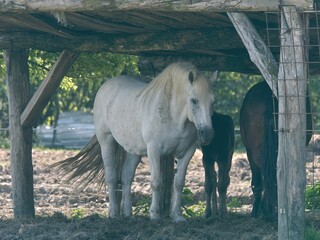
51;134;125;190
262;103;278;220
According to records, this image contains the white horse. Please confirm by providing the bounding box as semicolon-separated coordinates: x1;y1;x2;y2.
93;62;215;222
56;63;214;222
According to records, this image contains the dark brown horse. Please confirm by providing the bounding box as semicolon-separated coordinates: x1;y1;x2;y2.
240;81;313;220
202;112;234;218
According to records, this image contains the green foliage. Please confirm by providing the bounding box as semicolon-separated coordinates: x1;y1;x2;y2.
133;197;151;216
71;208;85;219
27;50;139;126
227;197;243;209
0;52;8;130
305;225;320;240
133;187;206;218
181;187;205;218
183;201;206;218
213;72;263;128
0;131;9;149
0;50;140;129
308;75;320;130
305;183;320;210
182;187;194;205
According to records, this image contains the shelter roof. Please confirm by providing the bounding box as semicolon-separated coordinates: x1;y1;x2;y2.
0;0;318;74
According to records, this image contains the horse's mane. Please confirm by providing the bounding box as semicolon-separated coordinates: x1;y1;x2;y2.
138;62;197;111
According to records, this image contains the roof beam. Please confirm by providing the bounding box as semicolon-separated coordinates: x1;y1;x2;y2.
0;28;274;54
0;0;314;13
228;12;279;97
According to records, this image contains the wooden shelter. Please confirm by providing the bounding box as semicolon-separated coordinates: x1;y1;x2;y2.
0;1;318;239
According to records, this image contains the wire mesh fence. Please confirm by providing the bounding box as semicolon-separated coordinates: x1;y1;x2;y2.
265;7;320;212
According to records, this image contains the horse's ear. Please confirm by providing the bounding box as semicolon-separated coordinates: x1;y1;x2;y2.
188;71;194;84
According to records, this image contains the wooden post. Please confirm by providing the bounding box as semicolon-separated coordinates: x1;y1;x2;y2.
4;49;35;218
277;6;308;240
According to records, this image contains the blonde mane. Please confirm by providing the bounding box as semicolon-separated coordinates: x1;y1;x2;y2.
138;62;197;111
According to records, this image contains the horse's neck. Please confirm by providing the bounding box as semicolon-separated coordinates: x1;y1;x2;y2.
170;91;188;122
139;76;190;128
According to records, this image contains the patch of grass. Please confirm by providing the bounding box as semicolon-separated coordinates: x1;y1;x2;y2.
133;197;151;216
71;208;85;219
305;225;320;240
227;197;243;209
183;201;206;218
133;187;206;218
306;183;320;210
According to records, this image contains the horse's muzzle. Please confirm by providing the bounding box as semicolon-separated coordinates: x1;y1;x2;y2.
198;127;214;145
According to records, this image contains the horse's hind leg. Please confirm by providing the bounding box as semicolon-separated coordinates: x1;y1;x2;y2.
121;153;140;217
247;150;263;218
98;134;119;218
202;153;217;218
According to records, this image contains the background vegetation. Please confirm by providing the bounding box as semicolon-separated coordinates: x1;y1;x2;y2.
1;50;320;147
0;50;263;130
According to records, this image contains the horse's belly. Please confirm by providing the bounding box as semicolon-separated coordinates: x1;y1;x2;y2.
109;118;147;156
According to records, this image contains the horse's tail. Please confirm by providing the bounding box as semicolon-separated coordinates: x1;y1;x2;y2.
51;134;125;190
262;104;278;219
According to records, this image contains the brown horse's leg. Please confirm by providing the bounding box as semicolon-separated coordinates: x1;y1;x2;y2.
217;153;232;216
202;154;217;218
247;151;263;218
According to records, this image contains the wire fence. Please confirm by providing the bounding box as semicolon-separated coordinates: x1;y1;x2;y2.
265;7;320;212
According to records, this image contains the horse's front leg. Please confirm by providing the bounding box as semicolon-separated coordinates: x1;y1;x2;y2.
217;156;231;216
171;146;196;222
147;146;162;220
121;153;141;217
202;153;215;218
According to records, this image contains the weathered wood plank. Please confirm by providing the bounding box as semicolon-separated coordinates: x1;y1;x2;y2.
20;50;79;127
0;0;314;12
4;49;35;218
277;6;308;240
0;28;259;52
228;12;279;97
0;29;274;74
138;54;258;76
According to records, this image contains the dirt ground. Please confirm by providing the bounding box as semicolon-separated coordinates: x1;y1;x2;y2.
0;148;319;240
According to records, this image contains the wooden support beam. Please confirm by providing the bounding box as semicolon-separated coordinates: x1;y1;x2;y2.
277;6;308;240
0;0;313;12
138;54;258;76
227;12;279;97
4;49;34;218
0;29;261;53
20;50;79;127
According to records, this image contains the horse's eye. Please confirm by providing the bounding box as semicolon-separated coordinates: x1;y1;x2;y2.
191;98;198;105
